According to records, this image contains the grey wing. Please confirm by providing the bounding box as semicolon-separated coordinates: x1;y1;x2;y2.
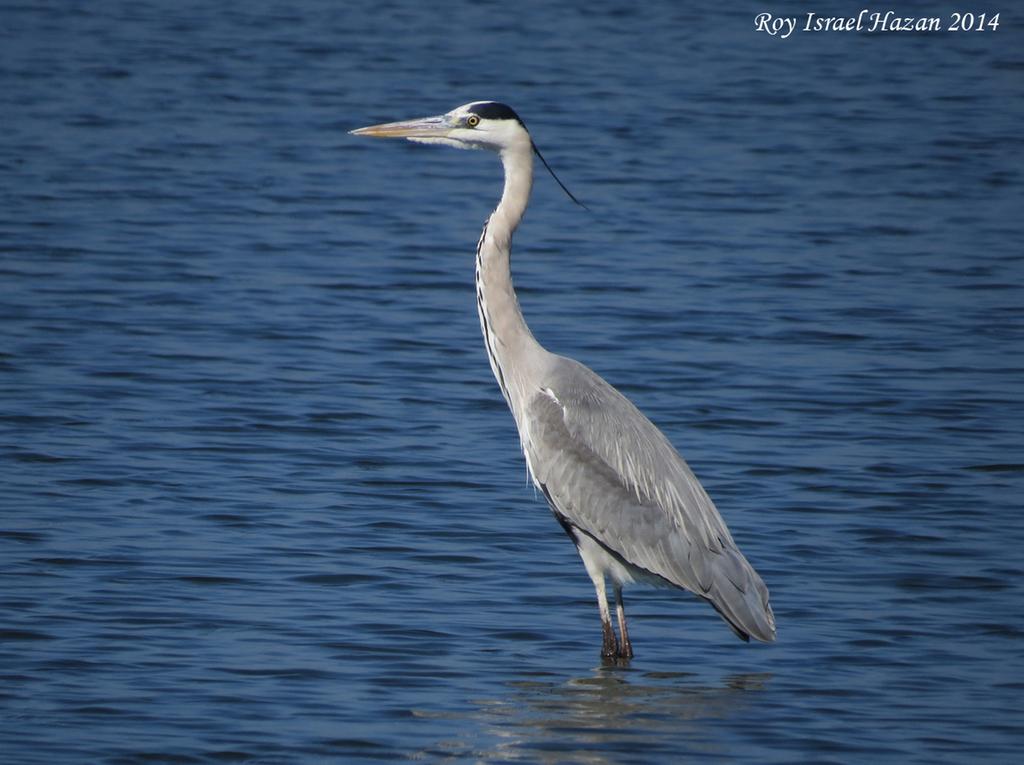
525;356;775;642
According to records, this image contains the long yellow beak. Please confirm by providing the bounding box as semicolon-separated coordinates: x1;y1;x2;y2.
349;114;451;139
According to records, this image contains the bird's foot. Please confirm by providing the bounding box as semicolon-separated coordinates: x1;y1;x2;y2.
600;622;633;664
600;651;632;666
601;621;619;660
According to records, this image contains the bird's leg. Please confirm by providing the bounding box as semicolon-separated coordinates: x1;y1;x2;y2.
582;563;619;659
574;537;622;660
595;579;619;660
614;584;633;660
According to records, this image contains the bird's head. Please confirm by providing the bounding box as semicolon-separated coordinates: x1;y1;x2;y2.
350;101;530;154
351;101;586;208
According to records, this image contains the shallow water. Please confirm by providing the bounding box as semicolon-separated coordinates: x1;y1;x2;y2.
2;1;1023;762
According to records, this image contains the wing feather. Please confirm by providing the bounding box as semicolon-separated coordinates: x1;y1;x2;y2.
525;356;775;642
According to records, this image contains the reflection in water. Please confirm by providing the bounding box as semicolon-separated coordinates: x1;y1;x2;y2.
419;669;772;762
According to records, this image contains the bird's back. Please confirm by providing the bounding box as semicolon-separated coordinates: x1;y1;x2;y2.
521;355;776;642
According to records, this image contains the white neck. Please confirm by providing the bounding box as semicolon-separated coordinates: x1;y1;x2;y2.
475;142;547;413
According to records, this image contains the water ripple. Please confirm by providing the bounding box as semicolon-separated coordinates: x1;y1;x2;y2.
2;1;1023;763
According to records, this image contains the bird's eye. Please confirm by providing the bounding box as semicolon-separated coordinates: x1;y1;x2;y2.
466;115;480;128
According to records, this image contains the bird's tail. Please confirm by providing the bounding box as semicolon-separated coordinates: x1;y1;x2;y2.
705;548;776;643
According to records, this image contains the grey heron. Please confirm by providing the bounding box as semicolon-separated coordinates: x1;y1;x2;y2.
351;102;775;659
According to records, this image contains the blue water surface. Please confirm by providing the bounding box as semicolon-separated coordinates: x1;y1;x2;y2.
2;1;1023;762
